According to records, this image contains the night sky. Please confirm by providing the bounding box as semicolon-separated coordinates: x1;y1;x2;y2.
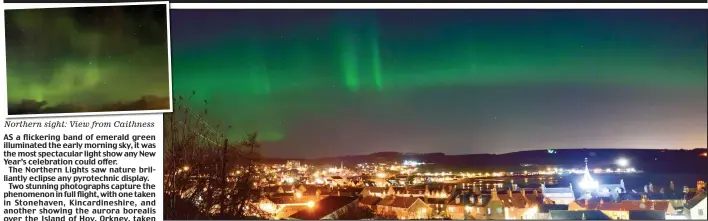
5;4;170;115
170;10;707;158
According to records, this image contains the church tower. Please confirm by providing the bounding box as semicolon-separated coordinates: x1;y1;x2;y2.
579;158;599;191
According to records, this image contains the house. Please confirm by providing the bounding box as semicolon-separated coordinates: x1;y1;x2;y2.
328;176;349;187
541;183;576;205
288;196;359;220
376;196;432;219
359;196;382;210
361;186;390;197
369;177;392;187
595;179;625;199
550;210;612;220
469;188;509;220
628;210;665;220
624;191;686;208
445;191;479;219
262;185;296;196
684;191;707;220
337;187;364;197
468;192;498;219
532;204;569;220
568;196;676;220
486;188;544;219
423;197;450;216
446;188;545;220
259;194;320;219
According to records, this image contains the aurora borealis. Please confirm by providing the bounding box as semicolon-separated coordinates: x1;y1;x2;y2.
5;4;170;115
170;10;707;158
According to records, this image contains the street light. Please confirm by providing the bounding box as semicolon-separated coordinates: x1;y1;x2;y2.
616;158;629;167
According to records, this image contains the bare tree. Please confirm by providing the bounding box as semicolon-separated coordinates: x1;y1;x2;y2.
164;91;266;220
219;132;270;219
336;205;377;220
375;210;400;220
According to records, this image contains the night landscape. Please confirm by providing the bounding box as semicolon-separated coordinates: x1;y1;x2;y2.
164;9;707;220
5;4;171;115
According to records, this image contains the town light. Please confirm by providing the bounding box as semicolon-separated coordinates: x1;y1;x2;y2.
616;158;629;167
306;201;315;208
182;166;190;171
579;176;599;190
523;206;538;219
260;203;275;213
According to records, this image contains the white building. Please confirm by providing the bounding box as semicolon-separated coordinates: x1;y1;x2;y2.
684;192;707;220
541;183;575;205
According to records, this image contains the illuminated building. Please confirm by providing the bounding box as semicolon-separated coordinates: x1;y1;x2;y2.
568;196;677;220
286;160;301;169
576;158;625;201
376;196;432;219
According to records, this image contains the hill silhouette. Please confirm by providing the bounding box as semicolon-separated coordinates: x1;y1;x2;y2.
264;148;707;174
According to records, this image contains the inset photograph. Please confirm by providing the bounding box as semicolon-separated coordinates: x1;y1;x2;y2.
4;2;172;117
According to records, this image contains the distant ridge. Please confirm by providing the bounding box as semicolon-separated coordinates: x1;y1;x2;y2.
263;148;707;174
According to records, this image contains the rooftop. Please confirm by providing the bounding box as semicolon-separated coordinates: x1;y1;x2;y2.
288;196;357;220
550;210;611;220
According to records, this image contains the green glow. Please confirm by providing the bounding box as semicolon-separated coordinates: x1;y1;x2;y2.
5;6;170;111
170;10;707;146
341;33;360;92
370;19;383;90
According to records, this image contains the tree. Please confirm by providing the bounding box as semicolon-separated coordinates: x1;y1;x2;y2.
164;91;266;220
376;210;400;220
219;132;268;219
164;92;223;219
336;205;377;220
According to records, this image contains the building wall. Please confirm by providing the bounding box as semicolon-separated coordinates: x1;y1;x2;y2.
665;203;677;215
377;200;432;219
469;206;491;219
505;207;530;220
567;201;584;211
545;195;575;205
600;210;629;220
688;198;707;220
407;200;433;219
445;205;466;220
532;213;552;220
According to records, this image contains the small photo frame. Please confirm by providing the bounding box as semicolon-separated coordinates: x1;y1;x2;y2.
3;1;173;118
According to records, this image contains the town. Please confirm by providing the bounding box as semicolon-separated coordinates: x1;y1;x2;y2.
164;156;706;220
